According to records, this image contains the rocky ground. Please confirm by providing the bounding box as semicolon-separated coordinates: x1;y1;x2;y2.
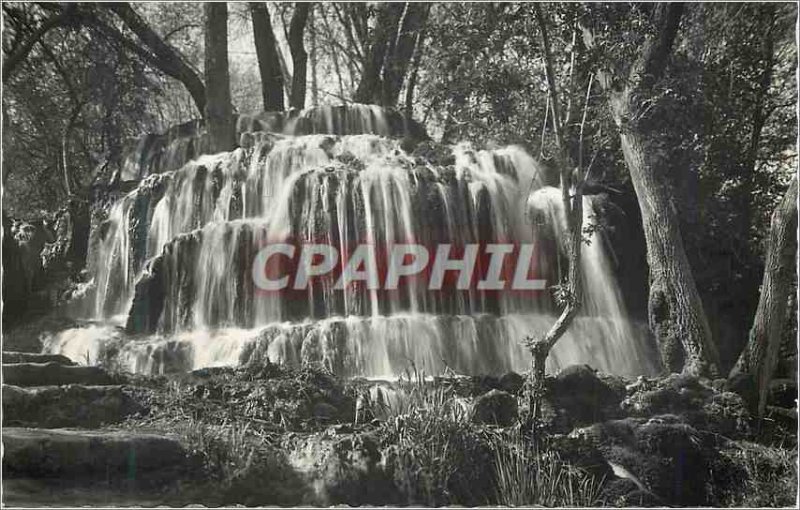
2;343;797;507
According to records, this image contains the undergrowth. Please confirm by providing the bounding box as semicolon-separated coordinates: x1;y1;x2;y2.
493;430;605;507
375;365;605;507
716;440;797;507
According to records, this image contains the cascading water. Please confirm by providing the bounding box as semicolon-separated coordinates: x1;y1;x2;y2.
45;104;659;378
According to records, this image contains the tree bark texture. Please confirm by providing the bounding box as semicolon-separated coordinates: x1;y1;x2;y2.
585;4;720;377
204;2;235;153
250;2;284;111
288;3;310;109
730;176;797;416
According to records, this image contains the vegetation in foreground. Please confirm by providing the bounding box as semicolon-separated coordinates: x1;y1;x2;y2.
110;362;797;507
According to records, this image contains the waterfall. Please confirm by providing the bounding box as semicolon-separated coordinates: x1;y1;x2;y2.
47;104;659;378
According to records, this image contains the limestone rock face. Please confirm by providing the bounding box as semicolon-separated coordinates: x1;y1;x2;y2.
471;389;518;426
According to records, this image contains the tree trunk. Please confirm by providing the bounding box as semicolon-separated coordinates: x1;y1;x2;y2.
524;4;587;425
250;2;284;111
381;3;429;107
288;3;310;109
354;2;404;105
404;25;426;119
204;2;235;152
61;101;86;196
309;5;319;106
730;176;798;416
584;4;719;377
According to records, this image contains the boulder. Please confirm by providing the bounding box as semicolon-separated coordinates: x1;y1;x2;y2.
498;371;525;394
3;384;144;428
545;364;625;431
471;389;518;426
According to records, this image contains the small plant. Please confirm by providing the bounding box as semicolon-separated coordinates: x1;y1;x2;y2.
493;432;604;507
378;364;497;506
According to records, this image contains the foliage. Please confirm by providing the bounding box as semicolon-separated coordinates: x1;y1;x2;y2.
133;363;357;433
376;368;497;506
494;432;604;507
714;441;798;507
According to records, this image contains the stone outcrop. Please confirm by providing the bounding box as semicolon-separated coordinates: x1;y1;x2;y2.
3;427;188;479
3;362;120;387
3;384;143;428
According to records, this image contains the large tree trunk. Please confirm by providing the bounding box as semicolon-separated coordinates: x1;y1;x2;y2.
585;4;719;377
730;176;798;415
288;3;310;109
204;2;235;152
250;2;284;111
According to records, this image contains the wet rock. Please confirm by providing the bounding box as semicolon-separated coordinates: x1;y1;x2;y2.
1;315;83;353
3;427;188;479
471;389;517;426
3;384;144;428
2;351;75;365
286;431;397;506
3;362;120;387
